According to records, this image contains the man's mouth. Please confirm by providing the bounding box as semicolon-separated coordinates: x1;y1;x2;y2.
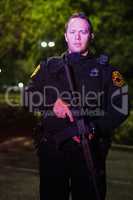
74;43;81;47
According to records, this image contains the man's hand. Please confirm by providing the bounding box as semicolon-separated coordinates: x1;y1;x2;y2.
53;98;74;122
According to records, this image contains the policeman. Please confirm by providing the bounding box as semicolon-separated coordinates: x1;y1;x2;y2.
25;13;129;200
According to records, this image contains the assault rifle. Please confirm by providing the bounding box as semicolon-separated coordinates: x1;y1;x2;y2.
64;53;101;200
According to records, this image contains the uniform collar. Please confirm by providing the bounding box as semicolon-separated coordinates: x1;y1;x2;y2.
61;51;94;66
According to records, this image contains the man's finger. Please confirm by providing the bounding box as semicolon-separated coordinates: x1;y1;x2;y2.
66;109;74;122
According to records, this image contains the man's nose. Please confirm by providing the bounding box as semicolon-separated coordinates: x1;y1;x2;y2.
75;32;81;40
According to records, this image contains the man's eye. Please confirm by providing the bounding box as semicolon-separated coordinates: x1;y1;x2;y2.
70;30;75;34
80;30;88;34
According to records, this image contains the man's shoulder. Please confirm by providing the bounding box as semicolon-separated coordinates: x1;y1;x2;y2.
96;53;121;72
40;55;64;73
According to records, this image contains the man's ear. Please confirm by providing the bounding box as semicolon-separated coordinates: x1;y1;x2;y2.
64;33;68;42
91;33;95;40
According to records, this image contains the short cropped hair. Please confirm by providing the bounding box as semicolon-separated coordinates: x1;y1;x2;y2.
65;12;93;33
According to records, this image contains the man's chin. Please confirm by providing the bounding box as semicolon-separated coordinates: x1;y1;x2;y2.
70;49;88;56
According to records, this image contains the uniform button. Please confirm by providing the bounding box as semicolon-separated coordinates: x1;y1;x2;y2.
43;137;48;142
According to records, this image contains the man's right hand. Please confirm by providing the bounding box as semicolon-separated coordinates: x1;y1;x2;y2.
53;98;74;122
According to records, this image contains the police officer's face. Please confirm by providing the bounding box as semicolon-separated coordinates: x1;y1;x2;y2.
65;17;92;55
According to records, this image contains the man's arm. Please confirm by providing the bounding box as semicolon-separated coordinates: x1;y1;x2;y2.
92;68;129;138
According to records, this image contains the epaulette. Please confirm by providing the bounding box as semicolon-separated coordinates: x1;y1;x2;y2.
46;56;64;73
40;56;62;66
96;53;110;65
47;56;59;63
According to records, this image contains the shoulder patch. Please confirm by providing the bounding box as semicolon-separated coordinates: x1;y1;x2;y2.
30;64;40;78
97;54;109;65
112;71;125;87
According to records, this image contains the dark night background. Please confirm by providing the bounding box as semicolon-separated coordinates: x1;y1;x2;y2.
0;0;133;199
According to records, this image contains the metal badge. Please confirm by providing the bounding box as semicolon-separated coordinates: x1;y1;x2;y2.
89;68;99;77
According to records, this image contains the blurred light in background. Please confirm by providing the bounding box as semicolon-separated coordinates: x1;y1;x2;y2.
41;41;47;48
18;82;24;88
40;41;55;48
48;41;55;47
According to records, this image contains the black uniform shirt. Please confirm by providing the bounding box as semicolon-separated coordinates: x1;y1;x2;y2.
25;52;129;143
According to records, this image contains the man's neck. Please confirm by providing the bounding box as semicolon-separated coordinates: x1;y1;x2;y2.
68;49;89;56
